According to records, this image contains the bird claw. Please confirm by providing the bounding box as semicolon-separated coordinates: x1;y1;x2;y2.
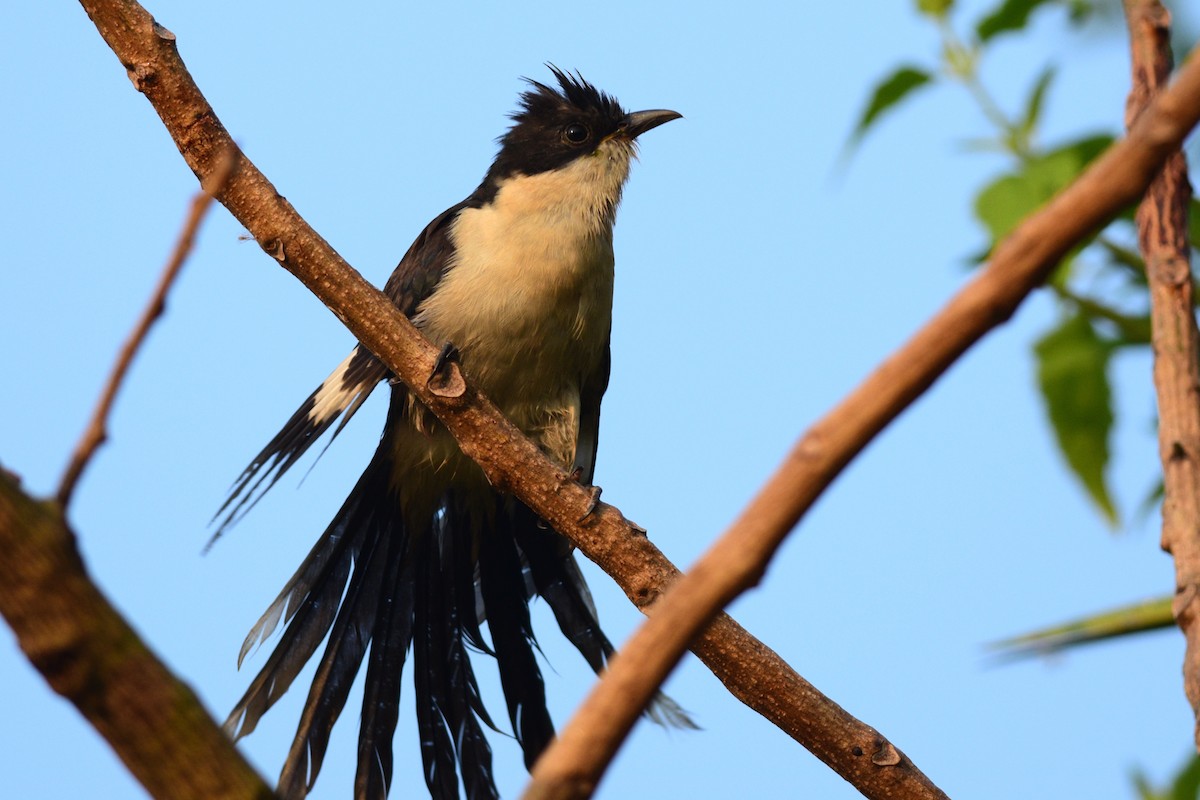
561;467;603;521
430;341;460;381
577;484;602;523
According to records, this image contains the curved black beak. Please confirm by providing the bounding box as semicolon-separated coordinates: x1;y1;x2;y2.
623;109;683;138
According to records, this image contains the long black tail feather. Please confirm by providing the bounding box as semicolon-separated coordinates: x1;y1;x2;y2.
413;514;499;800
510;506;613;674
511;506;700;731
448;504;493;659
413;528;463;800
479;505;555;770
277;499;393;798
355;534;414;800
210;346;388;541
224;454;392;742
436;501;500;793
229;436;692;800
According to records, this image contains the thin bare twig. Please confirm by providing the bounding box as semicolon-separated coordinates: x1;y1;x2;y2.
72;2;951;798
56;152;236;508
1121;0;1200;745
524;41;1200;799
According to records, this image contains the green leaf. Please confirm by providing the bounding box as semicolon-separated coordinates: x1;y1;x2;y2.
974;134;1114;243
976;0;1054;42
1169;757;1200;800
1066;0;1097;25
1058;287;1152;345
1034;312;1118;522
1109;313;1153;346
990;596;1171;660
1098;236;1146;277
1135;772;1152;800
915;0;954;18
848;66;934;147
957;135;1009;154
1017;66;1056;144
1136;479;1164;523
975;172;1047;244
1131;754;1200;800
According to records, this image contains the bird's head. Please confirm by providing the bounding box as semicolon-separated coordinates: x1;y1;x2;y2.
476;67;680;220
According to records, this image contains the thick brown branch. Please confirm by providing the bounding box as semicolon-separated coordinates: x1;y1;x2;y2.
57;154;234;509
70;1;947;798
0;472;273;799
524;41;1200;800
1122;0;1200;744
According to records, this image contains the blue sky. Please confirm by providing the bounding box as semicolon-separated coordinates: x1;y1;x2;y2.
1;1;1192;798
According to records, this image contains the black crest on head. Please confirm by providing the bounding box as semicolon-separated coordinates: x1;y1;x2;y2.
477;66;630;192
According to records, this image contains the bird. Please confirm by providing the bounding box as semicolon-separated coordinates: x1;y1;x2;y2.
213;67;688;800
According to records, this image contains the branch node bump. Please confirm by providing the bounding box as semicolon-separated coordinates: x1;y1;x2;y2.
871;740;902;767
1150;254;1190;286
126;64;155;92
1173;582;1198;623
151;20;176;42
427;364;466;398
261;238;286;262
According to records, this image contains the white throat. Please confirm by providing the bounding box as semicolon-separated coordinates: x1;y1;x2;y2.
411;139;632;405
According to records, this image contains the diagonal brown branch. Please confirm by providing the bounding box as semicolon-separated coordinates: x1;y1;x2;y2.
524;39;1200;800
57;153;235;509
1121;0;1200;745
70;2;948;798
0;471;274;800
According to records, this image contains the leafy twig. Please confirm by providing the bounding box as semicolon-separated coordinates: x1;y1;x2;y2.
989;595;1172;661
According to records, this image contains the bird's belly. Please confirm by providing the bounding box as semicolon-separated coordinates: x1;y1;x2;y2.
395;233;613;512
387;340;593;520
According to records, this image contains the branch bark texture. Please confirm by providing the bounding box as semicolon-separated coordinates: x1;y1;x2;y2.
72;1;946;798
0;472;273;800
525;38;1200;800
1121;0;1200;745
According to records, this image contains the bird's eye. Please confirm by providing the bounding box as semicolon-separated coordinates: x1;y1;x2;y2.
563;123;590;144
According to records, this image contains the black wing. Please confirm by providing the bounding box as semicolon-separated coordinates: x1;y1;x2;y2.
210;203;468;541
574;337;610;484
